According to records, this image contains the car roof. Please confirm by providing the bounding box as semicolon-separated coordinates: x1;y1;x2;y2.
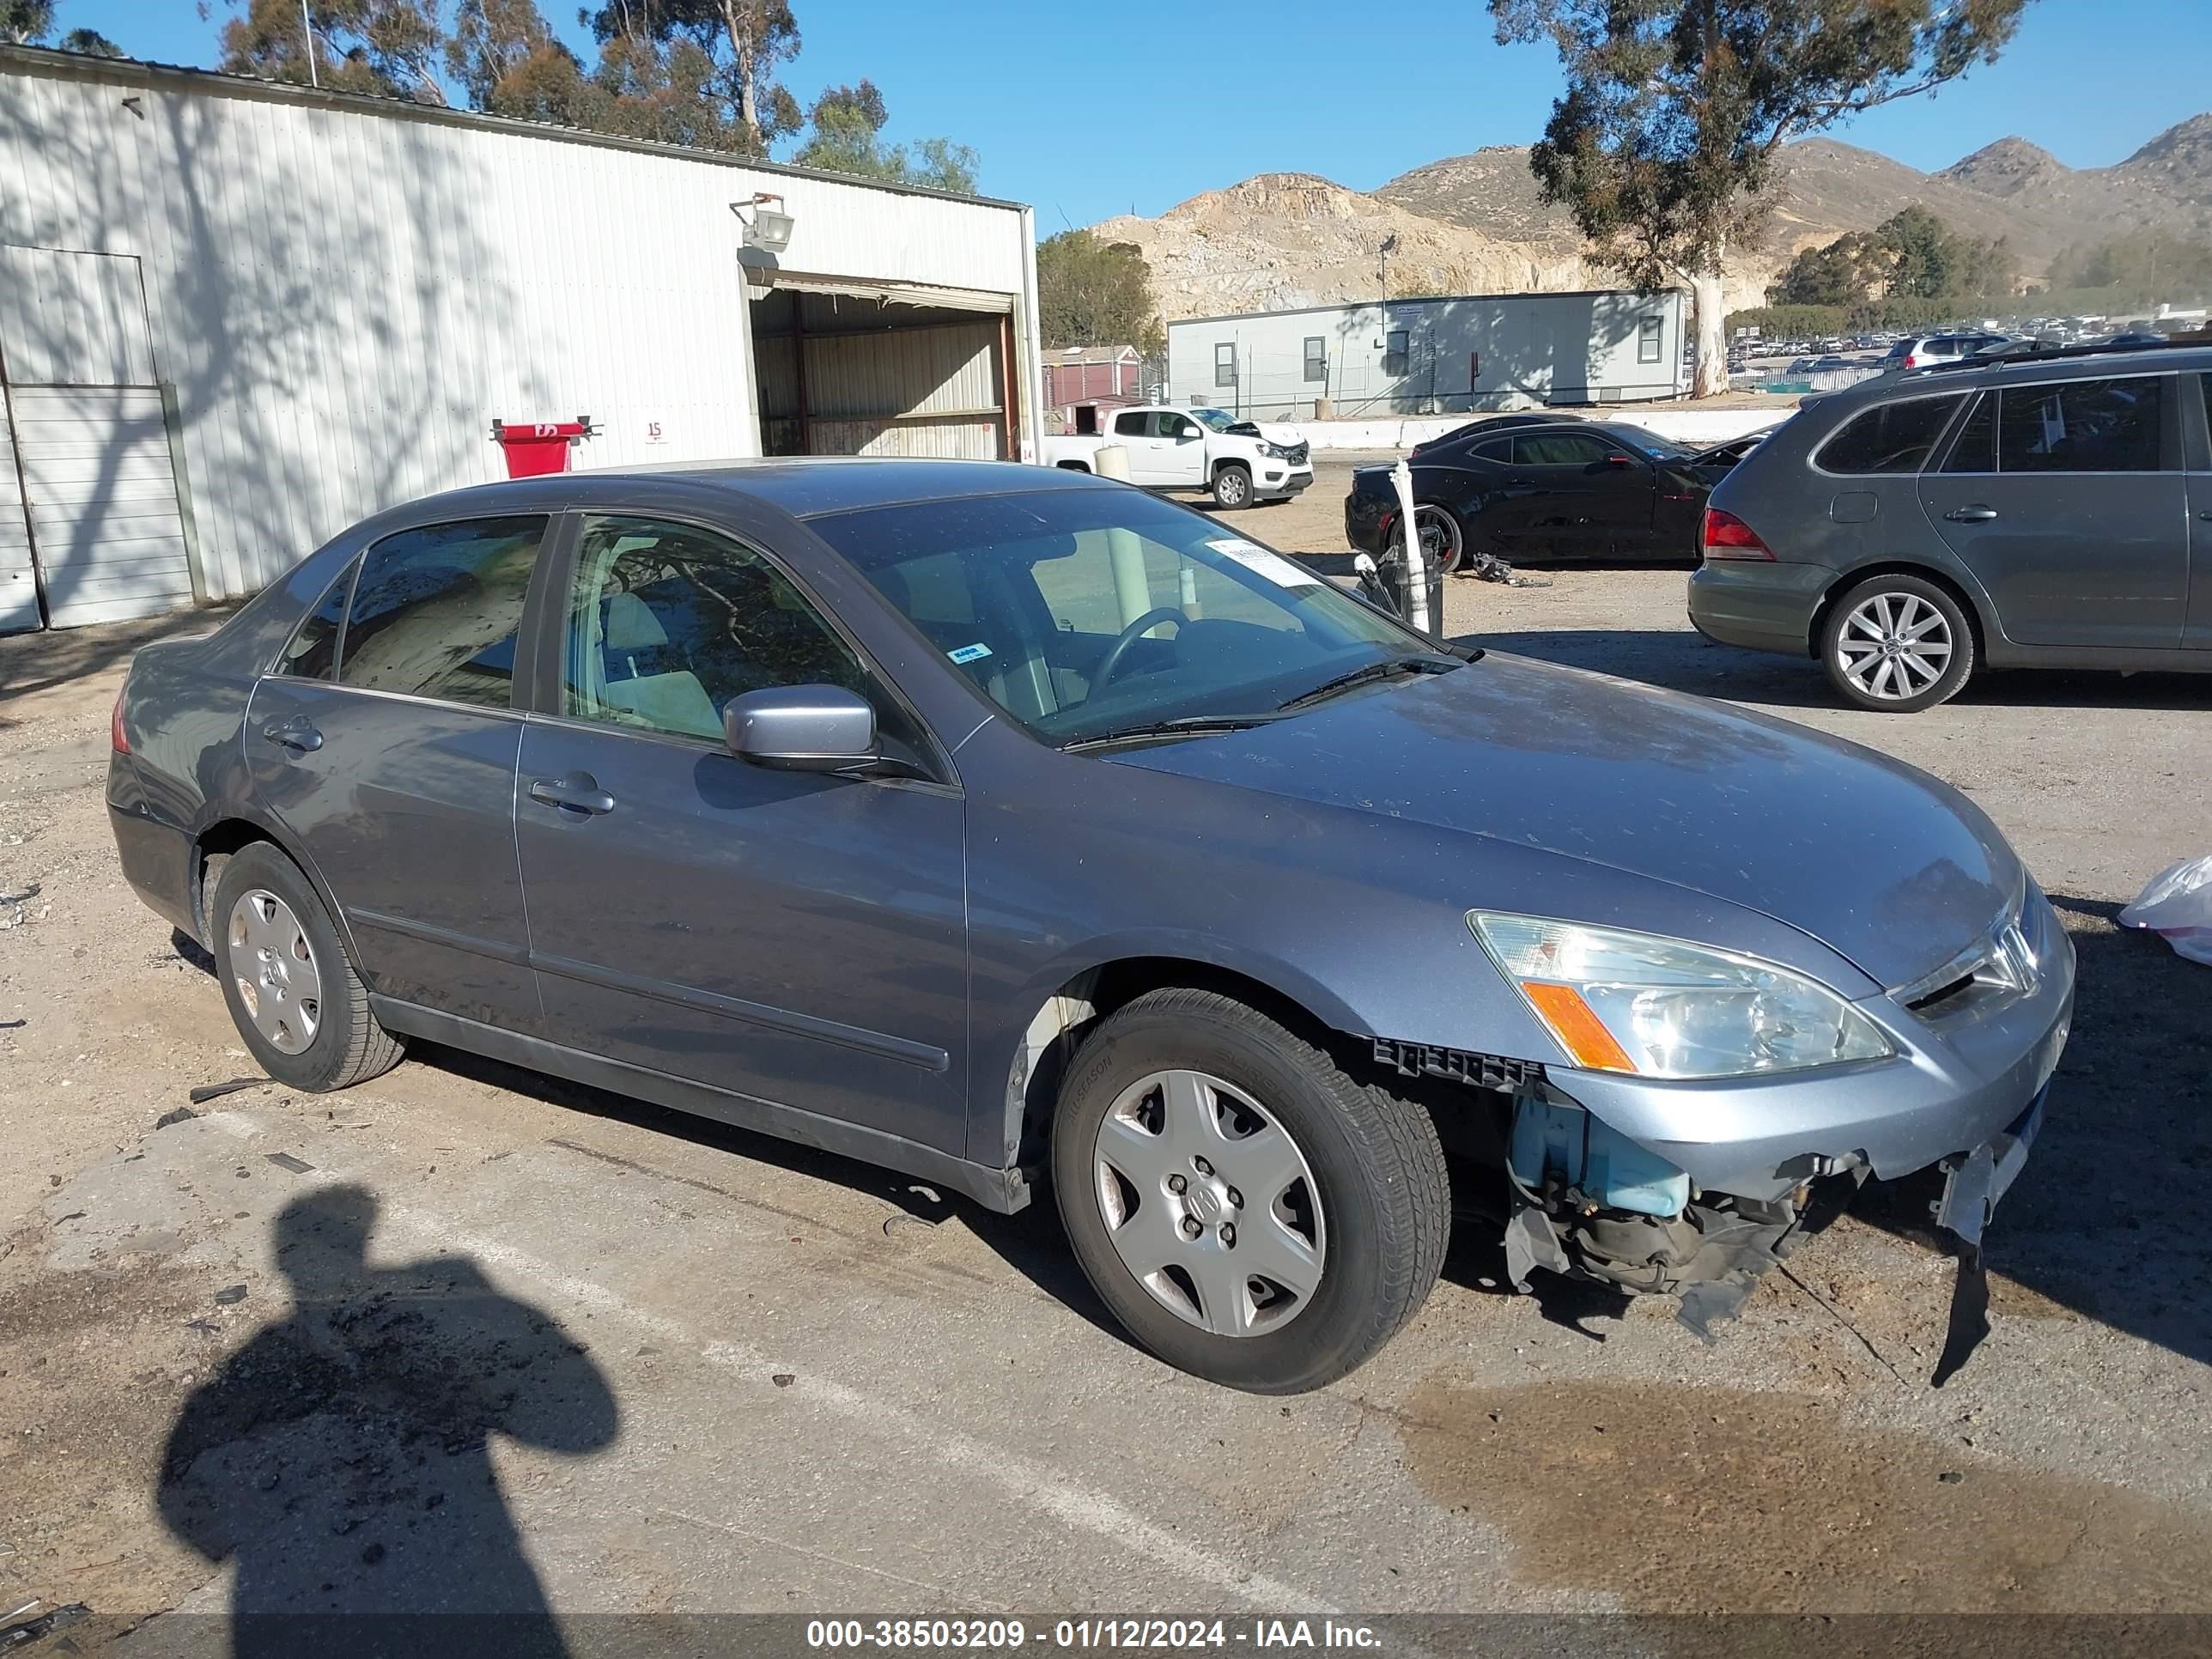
383;456;1119;529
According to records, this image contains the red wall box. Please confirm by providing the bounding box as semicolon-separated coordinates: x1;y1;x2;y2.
490;418;594;478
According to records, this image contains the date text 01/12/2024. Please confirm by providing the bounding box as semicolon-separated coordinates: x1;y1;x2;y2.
805;1620;1385;1650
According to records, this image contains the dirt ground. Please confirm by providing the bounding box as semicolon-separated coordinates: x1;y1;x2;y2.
3;457;2210;1649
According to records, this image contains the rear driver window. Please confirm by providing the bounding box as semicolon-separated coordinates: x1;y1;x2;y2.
337;516;546;708
1814;396;1963;475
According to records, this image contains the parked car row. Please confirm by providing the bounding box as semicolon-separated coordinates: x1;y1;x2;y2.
1692;341;2212;711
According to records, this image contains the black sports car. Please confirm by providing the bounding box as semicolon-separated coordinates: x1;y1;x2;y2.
1346;419;1763;574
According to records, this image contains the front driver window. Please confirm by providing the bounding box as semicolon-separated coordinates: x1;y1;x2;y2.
561;514;926;760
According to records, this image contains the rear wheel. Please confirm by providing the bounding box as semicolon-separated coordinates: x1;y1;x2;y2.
1820;574;1974;713
212;842;403;1091
1413;504;1466;576
1210;464;1253;510
1051;988;1448;1394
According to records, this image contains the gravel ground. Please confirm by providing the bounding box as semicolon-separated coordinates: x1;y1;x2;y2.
2;457;2209;1647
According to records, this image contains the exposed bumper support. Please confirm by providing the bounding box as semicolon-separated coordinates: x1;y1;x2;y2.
1933;1087;2045;1249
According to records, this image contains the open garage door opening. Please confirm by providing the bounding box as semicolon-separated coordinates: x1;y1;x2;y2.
748;277;1018;461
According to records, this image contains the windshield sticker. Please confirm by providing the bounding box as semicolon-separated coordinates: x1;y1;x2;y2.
1206;538;1322;588
947;642;994;665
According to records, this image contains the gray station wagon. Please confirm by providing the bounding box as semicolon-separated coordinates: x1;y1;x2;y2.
111;461;2070;1391
1691;343;2212;711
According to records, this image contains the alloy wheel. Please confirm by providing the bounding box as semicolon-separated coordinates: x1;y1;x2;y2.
1836;591;1953;702
1091;1069;1326;1337
228;888;322;1054
1413;506;1462;574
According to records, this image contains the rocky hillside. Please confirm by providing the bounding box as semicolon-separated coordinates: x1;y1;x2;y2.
1097;115;2211;324
1938;116;2212;245
1094;172;1768;324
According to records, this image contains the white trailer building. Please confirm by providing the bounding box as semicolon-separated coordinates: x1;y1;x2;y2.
1168;289;1686;423
0;45;1043;632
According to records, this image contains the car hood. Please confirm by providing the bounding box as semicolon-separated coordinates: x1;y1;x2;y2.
1248;421;1305;447
1111;653;2020;991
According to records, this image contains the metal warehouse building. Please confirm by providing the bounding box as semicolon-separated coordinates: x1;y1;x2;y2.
1169;289;1686;422
0;45;1043;632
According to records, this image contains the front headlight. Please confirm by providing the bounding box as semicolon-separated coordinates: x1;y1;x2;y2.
1468;913;1893;1079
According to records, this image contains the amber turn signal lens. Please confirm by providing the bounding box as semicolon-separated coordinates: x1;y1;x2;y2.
1519;981;1638;1073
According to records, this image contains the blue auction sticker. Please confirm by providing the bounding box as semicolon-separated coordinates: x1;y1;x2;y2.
948;642;994;665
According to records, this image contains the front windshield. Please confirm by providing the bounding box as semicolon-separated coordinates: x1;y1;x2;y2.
808;488;1421;745
1189;408;1238;432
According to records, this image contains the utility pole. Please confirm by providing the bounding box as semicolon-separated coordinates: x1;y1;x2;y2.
300;0;319;87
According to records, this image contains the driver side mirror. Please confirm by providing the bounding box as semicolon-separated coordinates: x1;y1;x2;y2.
1176;426;1201;442
1604;453;1634;467
723;685;877;772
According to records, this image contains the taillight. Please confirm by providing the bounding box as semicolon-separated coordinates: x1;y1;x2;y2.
1702;507;1773;561
1903;354;1919;368
111;687;131;754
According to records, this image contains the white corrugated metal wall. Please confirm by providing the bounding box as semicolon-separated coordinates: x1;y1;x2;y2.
0;405;34;630
0;47;1042;611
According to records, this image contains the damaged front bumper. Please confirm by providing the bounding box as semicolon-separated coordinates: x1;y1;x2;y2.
1500;893;2074;1331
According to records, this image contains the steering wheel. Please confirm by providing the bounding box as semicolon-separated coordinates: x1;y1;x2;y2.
1092;607;1190;688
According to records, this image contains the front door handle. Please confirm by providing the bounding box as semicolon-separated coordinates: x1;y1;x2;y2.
2199;510;2212;522
258;716;323;753
529;775;617;816
1944;504;1999;523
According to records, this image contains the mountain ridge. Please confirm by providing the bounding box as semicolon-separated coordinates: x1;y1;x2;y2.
1097;116;2211;325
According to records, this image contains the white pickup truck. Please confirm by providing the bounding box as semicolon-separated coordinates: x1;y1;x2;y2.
1042;405;1313;509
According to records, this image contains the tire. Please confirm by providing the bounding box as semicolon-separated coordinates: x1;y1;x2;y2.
1050;988;1448;1394
1210;464;1253;510
211;841;403;1092
1413;504;1466;577
1820;573;1975;713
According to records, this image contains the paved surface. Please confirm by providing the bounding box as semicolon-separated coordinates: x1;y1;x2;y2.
3;458;2210;1645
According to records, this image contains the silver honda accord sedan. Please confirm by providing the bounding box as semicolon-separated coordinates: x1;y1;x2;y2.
107;459;2072;1393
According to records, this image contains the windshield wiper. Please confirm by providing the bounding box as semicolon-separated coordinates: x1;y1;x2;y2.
1277;653;1459;712
1061;714;1286;751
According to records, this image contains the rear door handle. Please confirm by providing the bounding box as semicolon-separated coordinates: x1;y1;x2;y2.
258;716;323;752
1944;504;1999;523
529;775;617;816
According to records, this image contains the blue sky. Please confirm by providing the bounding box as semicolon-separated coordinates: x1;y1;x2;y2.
56;0;2209;227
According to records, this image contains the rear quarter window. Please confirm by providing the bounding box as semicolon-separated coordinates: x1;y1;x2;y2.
1814;395;1965;475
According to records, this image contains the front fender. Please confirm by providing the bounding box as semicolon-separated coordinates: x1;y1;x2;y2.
972;923;1389;1170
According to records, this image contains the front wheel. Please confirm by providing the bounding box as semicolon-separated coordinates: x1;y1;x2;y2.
1051;988;1449;1394
1820;574;1974;712
1210;465;1253;510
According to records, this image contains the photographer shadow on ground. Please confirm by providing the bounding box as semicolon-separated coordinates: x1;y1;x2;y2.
156;1184;620;1658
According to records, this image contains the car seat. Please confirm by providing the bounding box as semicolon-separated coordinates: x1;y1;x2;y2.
596;590;719;738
